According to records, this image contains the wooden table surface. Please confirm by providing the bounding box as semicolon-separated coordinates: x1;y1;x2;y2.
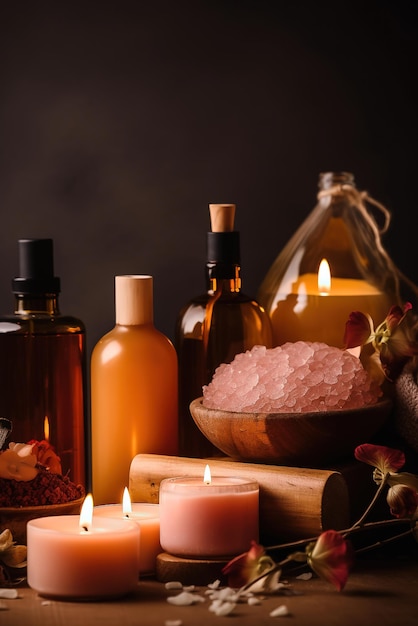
2;549;418;626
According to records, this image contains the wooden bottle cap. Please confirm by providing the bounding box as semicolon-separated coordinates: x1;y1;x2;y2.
209;204;236;232
115;275;153;326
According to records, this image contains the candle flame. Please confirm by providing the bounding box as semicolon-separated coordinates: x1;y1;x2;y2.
122;487;132;517
79;493;94;532
44;416;50;442
203;464;211;485
318;258;331;295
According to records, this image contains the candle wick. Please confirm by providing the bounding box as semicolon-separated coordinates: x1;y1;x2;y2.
124;513;130;519
82;525;88;532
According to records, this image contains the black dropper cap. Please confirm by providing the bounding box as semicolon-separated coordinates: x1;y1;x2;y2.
12;239;61;295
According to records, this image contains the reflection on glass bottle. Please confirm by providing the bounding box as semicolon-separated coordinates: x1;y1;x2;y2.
176;204;273;458
0;239;87;488
258;172;417;348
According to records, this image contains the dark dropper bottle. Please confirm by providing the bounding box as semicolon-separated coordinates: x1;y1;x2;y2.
175;204;273;457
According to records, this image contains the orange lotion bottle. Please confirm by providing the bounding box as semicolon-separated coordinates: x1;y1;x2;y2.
91;275;178;504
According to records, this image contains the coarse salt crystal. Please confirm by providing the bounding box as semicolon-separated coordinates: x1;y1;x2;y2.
202;342;381;413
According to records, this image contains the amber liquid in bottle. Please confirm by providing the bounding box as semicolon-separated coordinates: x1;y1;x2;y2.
176;204;273;458
0;239;87;487
0;317;86;485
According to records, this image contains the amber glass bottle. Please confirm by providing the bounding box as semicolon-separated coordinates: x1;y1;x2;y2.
91;275;178;505
0;239;87;487
176;204;273;458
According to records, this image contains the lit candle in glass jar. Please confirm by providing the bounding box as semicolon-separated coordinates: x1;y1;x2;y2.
159;465;259;558
270;258;391;347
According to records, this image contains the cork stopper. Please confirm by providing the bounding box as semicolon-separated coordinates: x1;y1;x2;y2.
209;204;236;233
115;275;154;326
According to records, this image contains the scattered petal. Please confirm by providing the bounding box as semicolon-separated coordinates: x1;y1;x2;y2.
0;589;19;599
165;581;183;590
212;587;236;602
245;568;283;594
270;604;290;617
182;585;196;592
166;592;205;606
248;596;261;605
41;600;52;606
211;601;236;616
165;621;183;626
0;601;9;610
296;572;312;580
207;579;221;590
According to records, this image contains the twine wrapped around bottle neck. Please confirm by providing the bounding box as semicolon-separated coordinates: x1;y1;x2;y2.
317;183;391;234
318;183;418;313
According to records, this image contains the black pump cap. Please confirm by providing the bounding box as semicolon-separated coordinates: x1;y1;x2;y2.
12;239;61;295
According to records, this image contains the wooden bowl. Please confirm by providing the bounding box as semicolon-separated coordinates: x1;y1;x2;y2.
190;396;393;467
0;497;84;545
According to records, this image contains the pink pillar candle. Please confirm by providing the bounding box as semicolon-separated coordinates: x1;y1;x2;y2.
94;503;161;574
159;475;259;558
27;515;140;600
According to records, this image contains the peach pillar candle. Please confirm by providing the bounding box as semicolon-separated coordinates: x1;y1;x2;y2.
159;466;259;558
94;488;161;575
27;495;140;600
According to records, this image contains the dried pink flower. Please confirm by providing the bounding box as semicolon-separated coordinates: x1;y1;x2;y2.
344;303;418;382
386;484;418;518
354;443;405;474
355;443;418;519
221;540;272;588
306;530;354;591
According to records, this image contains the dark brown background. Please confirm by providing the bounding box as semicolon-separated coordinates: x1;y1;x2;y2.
1;1;416;356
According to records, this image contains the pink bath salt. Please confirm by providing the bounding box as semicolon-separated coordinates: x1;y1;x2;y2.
202;342;382;413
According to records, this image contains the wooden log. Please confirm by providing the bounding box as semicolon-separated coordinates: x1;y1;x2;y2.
129;454;350;543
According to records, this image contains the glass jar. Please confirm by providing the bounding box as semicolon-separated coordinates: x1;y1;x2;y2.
257;172;417;347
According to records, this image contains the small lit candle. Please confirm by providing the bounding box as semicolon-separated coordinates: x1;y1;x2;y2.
270;258;391;347
94;488;161;574
27;494;140;600
159;465;259;558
